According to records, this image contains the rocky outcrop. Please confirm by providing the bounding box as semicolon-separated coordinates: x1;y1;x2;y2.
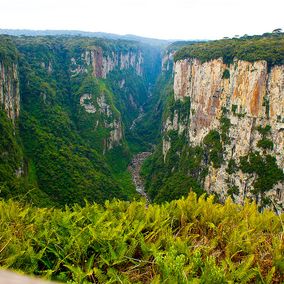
108;119;123;150
0;62;19;122
80;92;123;150
71;48;144;79
165;58;284;209
79;94;96;113
128;152;151;200
162;50;174;72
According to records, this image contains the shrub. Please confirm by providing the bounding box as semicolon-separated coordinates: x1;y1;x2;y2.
222;69;230;79
0;194;283;283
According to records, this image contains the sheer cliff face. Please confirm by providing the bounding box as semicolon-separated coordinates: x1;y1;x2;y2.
162;50;174;72
165;58;284;207
71;47;144;79
0;61;19;122
70;47;145;149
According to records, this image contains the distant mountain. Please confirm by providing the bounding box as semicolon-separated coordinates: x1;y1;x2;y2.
0;29;176;47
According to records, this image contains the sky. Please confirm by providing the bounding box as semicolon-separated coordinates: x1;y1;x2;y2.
1;0;283;40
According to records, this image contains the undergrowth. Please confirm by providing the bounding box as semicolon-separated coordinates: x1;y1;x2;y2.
0;192;283;283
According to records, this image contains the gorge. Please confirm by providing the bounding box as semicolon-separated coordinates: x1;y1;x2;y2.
0;31;284;284
0;33;284;211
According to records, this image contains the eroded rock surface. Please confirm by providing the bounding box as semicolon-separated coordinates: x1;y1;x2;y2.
165;58;284;209
0;62;19;122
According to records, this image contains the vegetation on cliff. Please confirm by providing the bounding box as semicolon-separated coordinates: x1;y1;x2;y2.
0;35;161;206
0;193;283;283
0;36;18;64
174;33;284;67
0;110;23;194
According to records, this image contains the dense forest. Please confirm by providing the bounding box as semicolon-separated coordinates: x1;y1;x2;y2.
0;35;162;206
175;33;284;67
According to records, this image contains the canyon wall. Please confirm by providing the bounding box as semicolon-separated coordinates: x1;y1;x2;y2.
79;92;123;150
71;47;143;79
0;61;19;122
0;57;23;182
164;58;284;209
70;46;147;150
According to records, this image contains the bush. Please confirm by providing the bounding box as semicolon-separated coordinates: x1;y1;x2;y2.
203;130;224;168
257;138;274;150
222;69;230;79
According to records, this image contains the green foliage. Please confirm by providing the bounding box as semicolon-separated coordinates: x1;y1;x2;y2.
0;36;18;65
231;104;238;114
19;108;129;206
142;141;207;202
166;96;191;122
0;194;283;283
0;110;22;187
257;138;274;150
220;115;231;144
226;158;238;174
222;68;230;79
203;130;224;168
2;35;154;205
0;34;165;205
257;125;271;136
75;77;122;152
227;185;240;198
174;33;284;68
240;152;284;193
125;68;173;153
256;125;274;150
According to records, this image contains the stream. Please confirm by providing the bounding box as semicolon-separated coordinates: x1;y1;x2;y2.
128;152;151;202
130;107;144;130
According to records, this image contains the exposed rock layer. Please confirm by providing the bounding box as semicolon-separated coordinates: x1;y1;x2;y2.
165;58;284;208
71;48;143;79
0;61;19;122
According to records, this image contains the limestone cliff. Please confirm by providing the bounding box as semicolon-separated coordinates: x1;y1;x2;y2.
162;50;174;72
0;61;19;122
71;48;143;79
164;58;284;209
0;58;23;182
70;46;146;150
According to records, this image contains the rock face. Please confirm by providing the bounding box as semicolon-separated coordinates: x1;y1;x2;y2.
79;92;123;150
162;50;174;72
0;61;20;122
71;48;144;79
164;58;284;209
71;46;145;151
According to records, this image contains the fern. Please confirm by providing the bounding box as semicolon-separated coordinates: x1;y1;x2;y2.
0;193;283;283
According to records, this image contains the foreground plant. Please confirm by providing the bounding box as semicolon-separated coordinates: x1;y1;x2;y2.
0;193;283;283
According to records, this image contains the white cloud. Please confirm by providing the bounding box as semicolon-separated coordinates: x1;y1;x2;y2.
0;0;283;39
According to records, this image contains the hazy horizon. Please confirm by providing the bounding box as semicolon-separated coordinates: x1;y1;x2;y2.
1;0;284;40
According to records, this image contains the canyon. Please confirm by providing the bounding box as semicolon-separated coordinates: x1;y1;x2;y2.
0;33;284;211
